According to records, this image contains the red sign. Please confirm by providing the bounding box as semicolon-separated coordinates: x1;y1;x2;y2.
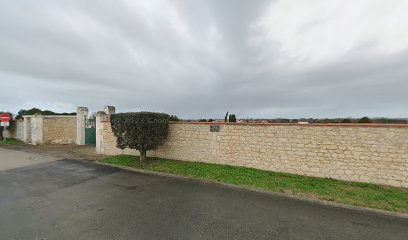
0;113;11;122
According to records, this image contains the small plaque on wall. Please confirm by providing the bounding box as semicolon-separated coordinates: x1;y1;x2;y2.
210;125;220;132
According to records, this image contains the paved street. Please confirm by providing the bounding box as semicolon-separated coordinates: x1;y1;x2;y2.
0;147;57;171
0;148;407;240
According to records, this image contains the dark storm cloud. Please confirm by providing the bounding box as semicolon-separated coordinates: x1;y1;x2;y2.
1;0;407;118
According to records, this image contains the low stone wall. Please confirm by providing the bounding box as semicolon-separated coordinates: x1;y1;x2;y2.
42;116;77;144
98;121;408;188
16;115;78;144
3;120;24;141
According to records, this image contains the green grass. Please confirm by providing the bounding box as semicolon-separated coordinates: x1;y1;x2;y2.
0;138;23;145
100;155;408;213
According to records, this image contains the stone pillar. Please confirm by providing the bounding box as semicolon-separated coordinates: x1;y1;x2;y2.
96;111;109;154
23;116;30;143
104;106;116;115
31;114;44;145
76;107;88;145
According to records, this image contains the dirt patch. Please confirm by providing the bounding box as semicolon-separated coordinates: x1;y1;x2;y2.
1;143;104;161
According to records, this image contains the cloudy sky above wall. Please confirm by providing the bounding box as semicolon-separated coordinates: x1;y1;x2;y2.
1;0;408;119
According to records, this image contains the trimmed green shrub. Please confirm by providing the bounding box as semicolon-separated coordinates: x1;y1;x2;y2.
110;112;170;161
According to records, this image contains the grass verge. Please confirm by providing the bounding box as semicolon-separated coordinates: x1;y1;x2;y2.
100;155;408;213
0;138;23;145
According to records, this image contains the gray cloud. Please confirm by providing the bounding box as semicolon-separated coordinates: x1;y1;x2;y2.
1;0;407;119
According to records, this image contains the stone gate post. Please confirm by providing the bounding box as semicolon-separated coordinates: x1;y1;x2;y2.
76;107;88;145
23;116;30;143
104;106;116;115
96;106;116;154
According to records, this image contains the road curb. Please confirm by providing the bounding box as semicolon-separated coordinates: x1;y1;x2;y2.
95;161;408;219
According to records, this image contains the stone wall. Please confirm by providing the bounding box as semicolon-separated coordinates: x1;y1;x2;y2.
3;114;77;144
14;115;78;144
98;121;408;188
26;115;43;144
43;116;77;144
3;120;24;141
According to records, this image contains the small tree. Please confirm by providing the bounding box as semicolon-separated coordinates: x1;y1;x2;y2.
224;111;229;122
0;112;3;140
359;116;371;123
169;115;180;121
110;112;170;162
229;114;237;122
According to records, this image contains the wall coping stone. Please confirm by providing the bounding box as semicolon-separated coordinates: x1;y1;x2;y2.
23;115;77;118
100;121;408;128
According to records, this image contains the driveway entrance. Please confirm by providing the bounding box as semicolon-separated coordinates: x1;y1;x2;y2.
0;147;57;171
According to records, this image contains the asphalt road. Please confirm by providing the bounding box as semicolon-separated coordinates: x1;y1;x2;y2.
0;147;57;171
0;149;407;239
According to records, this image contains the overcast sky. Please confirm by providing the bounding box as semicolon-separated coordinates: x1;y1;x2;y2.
1;0;407;119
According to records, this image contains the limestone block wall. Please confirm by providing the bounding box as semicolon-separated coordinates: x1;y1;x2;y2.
43;116;77;144
99;122;408;188
17;115;77;144
3;120;24;141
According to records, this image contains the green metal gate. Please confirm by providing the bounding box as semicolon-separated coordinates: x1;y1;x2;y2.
85;117;96;145
85;128;96;145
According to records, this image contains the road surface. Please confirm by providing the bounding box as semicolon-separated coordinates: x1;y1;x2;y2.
0;147;407;239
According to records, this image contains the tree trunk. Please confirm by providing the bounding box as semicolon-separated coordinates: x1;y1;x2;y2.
0;127;3;141
139;149;147;162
